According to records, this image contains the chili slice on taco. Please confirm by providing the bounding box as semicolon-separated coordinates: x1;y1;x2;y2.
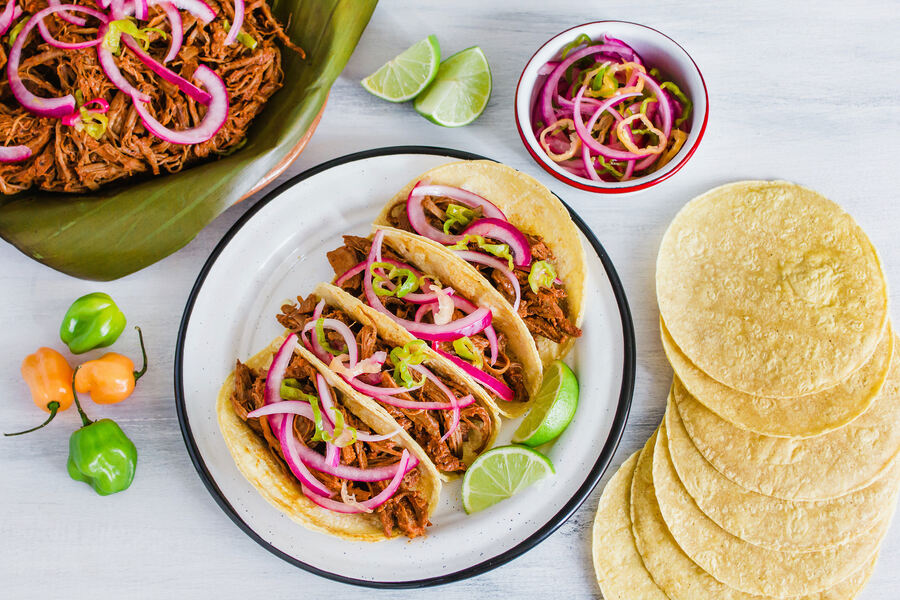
374;160;586;365
218;334;441;541
277;283;501;478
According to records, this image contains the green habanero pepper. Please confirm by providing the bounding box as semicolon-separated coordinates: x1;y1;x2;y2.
66;368;137;495
60;292;127;354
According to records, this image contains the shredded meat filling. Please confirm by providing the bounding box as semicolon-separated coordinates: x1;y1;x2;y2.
325;236;529;403
278;294;494;473
0;0;303;194
230;354;430;539
385;198;583;344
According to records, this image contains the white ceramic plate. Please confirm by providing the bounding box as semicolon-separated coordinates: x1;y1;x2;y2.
175;147;634;587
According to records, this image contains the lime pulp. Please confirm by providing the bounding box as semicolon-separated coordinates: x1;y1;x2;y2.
361;35;441;103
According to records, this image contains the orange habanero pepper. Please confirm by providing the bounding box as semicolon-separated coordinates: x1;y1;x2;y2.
5;347;74;436
75;327;147;404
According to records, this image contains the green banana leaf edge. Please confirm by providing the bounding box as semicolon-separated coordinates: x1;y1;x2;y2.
0;0;376;280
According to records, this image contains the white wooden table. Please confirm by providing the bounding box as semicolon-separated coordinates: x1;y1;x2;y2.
2;1;899;597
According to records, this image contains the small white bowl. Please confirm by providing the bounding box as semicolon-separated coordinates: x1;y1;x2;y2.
515;21;708;194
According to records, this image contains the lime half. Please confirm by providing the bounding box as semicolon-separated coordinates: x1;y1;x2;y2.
414;46;491;127
512;360;579;447
461;445;554;514
361;35;441;103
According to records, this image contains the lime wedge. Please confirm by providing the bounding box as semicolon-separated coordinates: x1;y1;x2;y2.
512;360;579;447
414;46;491;127
361;35;441;103
461;445;554;514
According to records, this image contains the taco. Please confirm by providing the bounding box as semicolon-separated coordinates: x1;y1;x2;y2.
374;160;587;365
325;229;541;417
277;283;501;478
217;334;441;541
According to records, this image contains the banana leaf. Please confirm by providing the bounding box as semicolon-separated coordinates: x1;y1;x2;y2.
0;0;376;280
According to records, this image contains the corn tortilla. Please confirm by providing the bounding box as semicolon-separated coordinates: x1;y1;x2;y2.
630;430;878;600
666;393;900;552
591;452;668;600
652;422;888;597
656;181;888;398
661;318;892;438
673;349;900;500
374;159;587;367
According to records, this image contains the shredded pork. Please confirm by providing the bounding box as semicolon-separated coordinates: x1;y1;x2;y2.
0;0;302;193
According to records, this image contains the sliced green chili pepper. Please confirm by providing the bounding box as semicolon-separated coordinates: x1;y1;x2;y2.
661;81;693;127
561;32;593;58
224;19;257;50
8;16;27;45
370;262;420;298
389;340;428;387
447;235;515;270
102;18;167;55
596;155;625;179
280;378;317;401
452;337;483;369
60;292;127;354
442;203;477;234
528;260;558;294
66;369;137;496
315;317;344;356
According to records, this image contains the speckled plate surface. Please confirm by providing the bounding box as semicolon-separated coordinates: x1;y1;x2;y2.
174;146;634;587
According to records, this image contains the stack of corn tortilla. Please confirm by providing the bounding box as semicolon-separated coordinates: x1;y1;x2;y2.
592;181;900;599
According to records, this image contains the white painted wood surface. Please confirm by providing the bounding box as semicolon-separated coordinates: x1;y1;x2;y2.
2;0;898;597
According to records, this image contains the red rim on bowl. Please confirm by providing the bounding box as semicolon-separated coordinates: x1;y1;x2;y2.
514;21;709;194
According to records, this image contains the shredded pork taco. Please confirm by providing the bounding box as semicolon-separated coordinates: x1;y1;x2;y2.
218;334;441;541
326;229;542;417
277;282;501;478
374;159;587;365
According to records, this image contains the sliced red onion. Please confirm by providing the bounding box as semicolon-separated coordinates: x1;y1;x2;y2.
433;348;515;402
364;231;492;341
446;292;498;365
302;299;330;361
574;87;644;161
134;0;148;19
97;26;151;103
123;35;213;104
461;218;531;268
9;5;108;117
148;0;214;23
159;2;182;63
334;261;366;286
296;432;417;482
345;376;425;398
301;316;357;365
278;415;334;497
452;251;521;313
0;0;20;34
539;44;637;127
39;15;105;49
248;400;315;421
0;145;31;163
223;0;243;45
263;334;298;424
46;0;86;26
363;387;475;411
406;181;507;244
131;65;227;144
300;450;413;514
636;71;672;139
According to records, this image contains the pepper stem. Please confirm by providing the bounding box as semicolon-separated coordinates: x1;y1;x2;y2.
133;326;148;382
3;402;60;436
71;368;93;428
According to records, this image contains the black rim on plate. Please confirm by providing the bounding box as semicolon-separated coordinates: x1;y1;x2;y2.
174;145;635;588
